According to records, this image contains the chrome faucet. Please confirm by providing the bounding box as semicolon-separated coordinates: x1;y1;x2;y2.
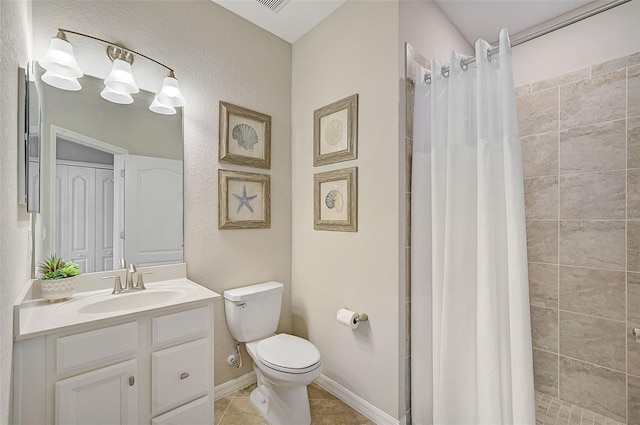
125;263;137;291
102;259;149;294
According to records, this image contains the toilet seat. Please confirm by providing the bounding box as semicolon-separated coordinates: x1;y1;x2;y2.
257;334;321;374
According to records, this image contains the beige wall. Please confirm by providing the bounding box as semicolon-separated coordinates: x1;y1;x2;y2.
511;0;640;87
30;0;292;386
291;1;402;419
0;0;32;422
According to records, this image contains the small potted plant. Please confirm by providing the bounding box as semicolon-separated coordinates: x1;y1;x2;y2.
37;255;81;302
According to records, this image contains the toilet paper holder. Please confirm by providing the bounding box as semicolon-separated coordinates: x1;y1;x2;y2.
354;312;368;323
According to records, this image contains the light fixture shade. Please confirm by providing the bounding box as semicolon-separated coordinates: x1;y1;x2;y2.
41;70;82;91
156;76;186;107
104;59;139;94
40;37;83;78
100;86;133;105
149;94;176;115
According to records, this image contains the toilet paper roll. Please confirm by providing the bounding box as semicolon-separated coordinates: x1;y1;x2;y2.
337;308;359;329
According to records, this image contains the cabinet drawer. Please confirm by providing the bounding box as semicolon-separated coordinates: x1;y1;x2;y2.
152;395;211;425
56;359;138;425
152;338;210;414
56;322;138;374
152;306;210;347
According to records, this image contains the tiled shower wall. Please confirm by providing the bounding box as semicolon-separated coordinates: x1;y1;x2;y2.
520;52;640;423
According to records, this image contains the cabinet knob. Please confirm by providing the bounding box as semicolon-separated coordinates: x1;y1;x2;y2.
180;372;189;380
129;376;135;386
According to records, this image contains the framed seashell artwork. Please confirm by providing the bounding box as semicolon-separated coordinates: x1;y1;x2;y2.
313;167;357;232
313;94;358;167
218;169;271;229
219;101;271;169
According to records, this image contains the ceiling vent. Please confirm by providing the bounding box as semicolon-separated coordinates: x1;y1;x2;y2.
256;0;290;13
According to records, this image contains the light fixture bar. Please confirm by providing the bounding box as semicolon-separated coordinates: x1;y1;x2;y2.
57;28;175;74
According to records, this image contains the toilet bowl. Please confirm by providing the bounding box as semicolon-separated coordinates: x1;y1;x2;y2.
223;282;323;425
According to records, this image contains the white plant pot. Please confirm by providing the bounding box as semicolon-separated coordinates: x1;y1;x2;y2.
40;277;77;302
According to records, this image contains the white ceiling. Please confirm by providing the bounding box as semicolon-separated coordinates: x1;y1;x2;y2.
211;0;603;46
211;0;348;43
434;0;598;45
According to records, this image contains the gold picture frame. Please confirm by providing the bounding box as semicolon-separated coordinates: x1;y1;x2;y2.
314;167;357;232
219;170;271;229
313;94;358;166
219;101;271;169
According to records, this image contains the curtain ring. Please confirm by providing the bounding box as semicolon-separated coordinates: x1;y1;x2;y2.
441;65;450;78
424;72;431;85
460;58;468;71
487;48;493;62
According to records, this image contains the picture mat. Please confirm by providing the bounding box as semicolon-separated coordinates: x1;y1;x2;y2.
319;108;349;155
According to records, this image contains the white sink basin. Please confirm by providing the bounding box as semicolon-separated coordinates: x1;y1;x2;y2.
77;289;184;314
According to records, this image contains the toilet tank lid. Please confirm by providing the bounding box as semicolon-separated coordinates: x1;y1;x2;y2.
223;281;284;302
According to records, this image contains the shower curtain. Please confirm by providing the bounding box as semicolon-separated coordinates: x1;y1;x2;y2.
411;29;535;424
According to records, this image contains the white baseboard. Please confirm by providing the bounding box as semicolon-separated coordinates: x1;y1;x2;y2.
214;371;257;400
315;374;405;425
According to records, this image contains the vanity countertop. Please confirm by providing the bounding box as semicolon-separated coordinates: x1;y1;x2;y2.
14;263;220;340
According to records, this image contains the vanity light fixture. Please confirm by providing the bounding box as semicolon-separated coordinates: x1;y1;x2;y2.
39;28;185;115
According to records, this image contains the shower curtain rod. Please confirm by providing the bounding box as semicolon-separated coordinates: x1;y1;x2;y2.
426;0;632;83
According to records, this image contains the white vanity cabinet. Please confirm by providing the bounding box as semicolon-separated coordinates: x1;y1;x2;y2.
13;302;214;425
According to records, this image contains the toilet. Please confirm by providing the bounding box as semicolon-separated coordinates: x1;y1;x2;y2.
223;281;322;425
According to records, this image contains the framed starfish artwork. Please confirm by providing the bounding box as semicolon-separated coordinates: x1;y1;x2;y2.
219;101;271;169
313;94;358;167
218;170;271;229
313;167;357;232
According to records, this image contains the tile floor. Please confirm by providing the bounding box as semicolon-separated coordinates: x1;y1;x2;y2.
214;382;375;425
536;391;626;425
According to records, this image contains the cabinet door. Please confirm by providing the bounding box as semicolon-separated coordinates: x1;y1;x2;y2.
56;359;137;425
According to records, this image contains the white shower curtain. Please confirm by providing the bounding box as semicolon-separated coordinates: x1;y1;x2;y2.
411;29;535;425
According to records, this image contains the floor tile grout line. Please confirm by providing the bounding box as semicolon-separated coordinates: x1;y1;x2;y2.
216;390;237;425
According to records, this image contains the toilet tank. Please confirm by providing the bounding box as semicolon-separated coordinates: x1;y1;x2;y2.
223;281;284;342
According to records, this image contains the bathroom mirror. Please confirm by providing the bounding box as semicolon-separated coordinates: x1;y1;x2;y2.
29;61;184;277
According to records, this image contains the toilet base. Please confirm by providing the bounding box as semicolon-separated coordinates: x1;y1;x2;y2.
249;373;312;425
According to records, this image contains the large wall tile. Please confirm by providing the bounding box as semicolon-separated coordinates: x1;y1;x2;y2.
533;348;559;397
559;69;626;129
629;169;640;220
559;266;625;321
529;262;558;309
628;324;640;376
532;67;590;92
517;87;559;137
628;273;640;323
521;132;558;178
629;117;640;169
559;120;626;174
628;223;640;272
559;171;625;220
525;176;558;219
559;356;626;422
629;375;640;425
592;52;640;77
531;305;558;352
526;220;558;264
559;311;625;371
559;221;625;270
629;65;640;118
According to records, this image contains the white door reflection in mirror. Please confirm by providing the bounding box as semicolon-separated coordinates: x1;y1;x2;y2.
124;155;183;267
